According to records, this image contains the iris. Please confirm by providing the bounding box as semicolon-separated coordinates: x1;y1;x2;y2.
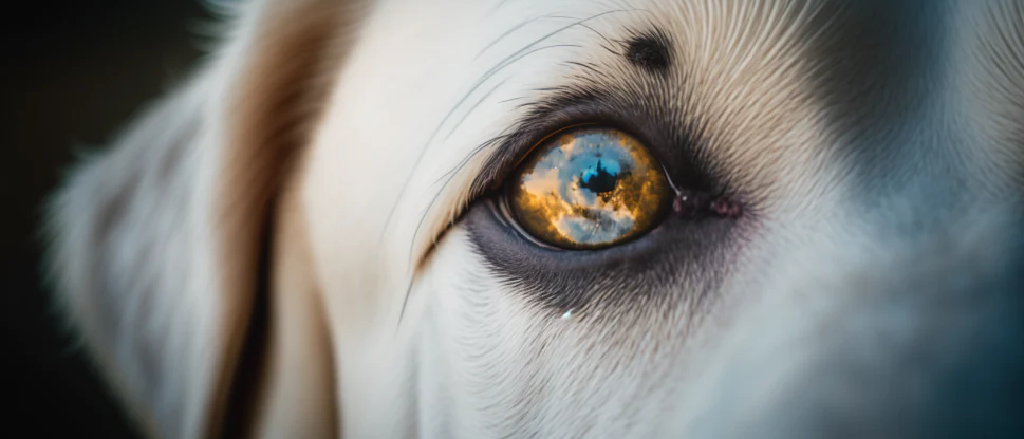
507;128;671;249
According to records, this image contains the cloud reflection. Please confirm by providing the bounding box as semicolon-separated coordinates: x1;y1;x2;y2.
509;128;670;249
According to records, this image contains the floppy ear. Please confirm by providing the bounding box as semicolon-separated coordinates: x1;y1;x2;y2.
44;1;366;438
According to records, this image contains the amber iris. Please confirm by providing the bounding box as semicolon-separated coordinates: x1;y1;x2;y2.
507;128;672;250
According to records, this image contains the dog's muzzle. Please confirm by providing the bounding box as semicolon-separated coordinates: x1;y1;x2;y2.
664;212;1024;439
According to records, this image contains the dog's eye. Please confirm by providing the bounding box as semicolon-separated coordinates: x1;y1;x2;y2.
506;127;672;250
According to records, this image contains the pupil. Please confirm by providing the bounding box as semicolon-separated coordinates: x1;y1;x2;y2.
579;158;619;194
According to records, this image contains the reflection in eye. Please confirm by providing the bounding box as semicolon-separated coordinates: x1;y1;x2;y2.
507;128;672;249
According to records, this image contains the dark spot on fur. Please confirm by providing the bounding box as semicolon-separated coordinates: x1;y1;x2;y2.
625;30;671;73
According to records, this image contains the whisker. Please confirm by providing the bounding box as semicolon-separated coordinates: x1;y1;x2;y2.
413;133;514;258
575;23;619;51
434;132;516;185
396;131;514;323
562;61;603;75
444;79;509;142
378;38;598;243
387;9;650;325
475;14;576;59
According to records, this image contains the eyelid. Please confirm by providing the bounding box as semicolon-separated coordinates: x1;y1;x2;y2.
471;91;715;205
469;95;618;199
463;85;735;249
493;196;566;251
419;121;615;265
474;115;610;197
506;122;601;174
479;117;680;205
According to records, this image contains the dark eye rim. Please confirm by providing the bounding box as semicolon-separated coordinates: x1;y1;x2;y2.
465;86;733;256
459;85;749;314
464;193;743;313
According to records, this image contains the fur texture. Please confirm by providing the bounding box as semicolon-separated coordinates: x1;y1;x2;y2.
45;1;1024;438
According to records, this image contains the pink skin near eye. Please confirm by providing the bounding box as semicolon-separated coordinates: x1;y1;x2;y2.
672;190;743;218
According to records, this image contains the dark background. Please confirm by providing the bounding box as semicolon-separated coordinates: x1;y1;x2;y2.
2;2;212;436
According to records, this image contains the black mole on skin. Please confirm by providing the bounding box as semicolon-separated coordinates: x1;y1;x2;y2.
625;30;671;73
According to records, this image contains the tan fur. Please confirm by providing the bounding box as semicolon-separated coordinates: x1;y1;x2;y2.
46;1;1023;438
46;0;365;436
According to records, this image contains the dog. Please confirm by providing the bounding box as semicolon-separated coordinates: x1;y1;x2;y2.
44;0;1024;438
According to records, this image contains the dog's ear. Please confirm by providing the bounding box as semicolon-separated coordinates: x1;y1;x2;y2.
44;1;366;438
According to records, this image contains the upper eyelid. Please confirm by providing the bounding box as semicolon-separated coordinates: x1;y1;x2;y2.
424;82;725;264
407;94;580;268
506;122;601;172
409;97;603;269
468;92;691;202
467;90;615;200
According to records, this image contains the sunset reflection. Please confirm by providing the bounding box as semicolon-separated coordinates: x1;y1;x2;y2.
508;128;671;249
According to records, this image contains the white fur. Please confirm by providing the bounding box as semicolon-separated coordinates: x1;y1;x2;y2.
46;1;1023;438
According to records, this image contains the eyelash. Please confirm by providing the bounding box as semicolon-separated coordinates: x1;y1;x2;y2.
490;133;744;252
478;99;724;200
426;86;742;261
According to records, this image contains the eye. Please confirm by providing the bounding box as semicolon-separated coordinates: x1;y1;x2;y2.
505;127;673;250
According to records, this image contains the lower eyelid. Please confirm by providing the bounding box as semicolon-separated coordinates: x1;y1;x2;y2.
493;197;566;251
463;196;739;314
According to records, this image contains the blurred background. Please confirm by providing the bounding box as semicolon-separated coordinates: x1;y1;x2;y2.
2;1;212;436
